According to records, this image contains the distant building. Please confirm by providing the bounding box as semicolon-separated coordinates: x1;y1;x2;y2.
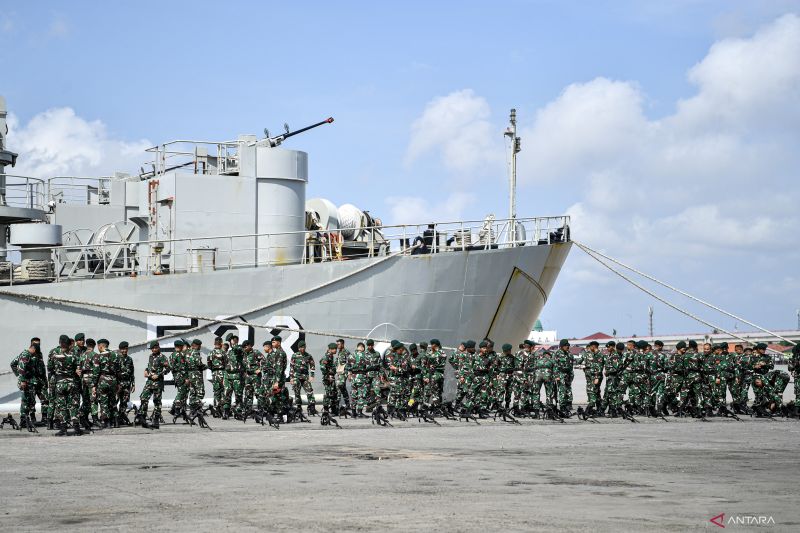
529;319;558;345
568;329;800;351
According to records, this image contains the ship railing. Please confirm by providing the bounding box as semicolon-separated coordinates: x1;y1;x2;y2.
0;216;569;284
0;174;47;211
145;139;242;176
47;176;116;205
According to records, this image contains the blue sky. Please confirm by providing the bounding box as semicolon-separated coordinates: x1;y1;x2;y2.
2;1;799;338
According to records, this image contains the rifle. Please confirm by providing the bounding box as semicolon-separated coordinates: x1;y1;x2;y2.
188;407;213;430
543;403;564;423
371;405;393;427
576;406;598;423
287;406;311;423
717;404;741;421
416;405;440;426
494;407;521;425
320;410;341;428
1;413;19;430
620;402;638;423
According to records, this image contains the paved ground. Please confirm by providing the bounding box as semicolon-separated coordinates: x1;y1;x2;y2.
1;413;798;532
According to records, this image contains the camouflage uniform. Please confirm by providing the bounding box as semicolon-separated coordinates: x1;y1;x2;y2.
732;349;753;409
242;346;263;414
751;351;777;410
185;345;207;410
93;348;120;424
531;349;555;410
578;347;604;411
223;343;245;415
12;349;38;419
603;349;626;413
385;346;410;411
46;346;72;421
449;347;469;407
623;348;648;411
423;346;447;407
140;347;169;417
170;346;190;411
319;346;339;412
788;346;800;404
49;348;80;427
116;350;135;415
710;349;733;409
493;347;517;410
335;346;352;410
78;348;98;419
289;348;316;409
207;346;228;413
468;348;493;412
32;348;48;419
553;347;574;411
679;348;703;413
262;346;287;414
364;345;383;408
516;347;537;411
348;349;370;411
648;348;669;413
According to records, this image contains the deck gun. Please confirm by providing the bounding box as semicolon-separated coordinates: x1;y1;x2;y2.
261;117;334;148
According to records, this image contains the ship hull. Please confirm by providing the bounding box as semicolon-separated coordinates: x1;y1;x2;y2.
0;243;571;403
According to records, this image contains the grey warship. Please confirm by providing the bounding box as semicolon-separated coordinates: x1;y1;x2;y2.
0;96;571;403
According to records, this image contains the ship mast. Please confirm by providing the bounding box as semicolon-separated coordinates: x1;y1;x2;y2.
504;108;521;244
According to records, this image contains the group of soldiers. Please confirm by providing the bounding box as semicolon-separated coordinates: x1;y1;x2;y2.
9;331;800;435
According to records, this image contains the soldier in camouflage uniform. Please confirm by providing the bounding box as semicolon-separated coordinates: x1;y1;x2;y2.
699;343;715;414
732;345;753;413
72;333;88;415
206;337;227;417
679;341;703;416
788;344;800;407
623;341;649;413
140;340;169;427
169;339;189;415
407;344;425;411
648;340;669;415
319;343;339;413
578;341;604;414
710;344;734;413
751;343;778;415
363;339;382;409
531;346;555;413
223;333;244;419
514;341;536;413
50;334;83;436
449;342;469;408
241;340;262;415
423;339;447;408
186;339;207;413
456;340;476;415
553;339;574;415
289;341;316;414
493;344;516;410
385;342;410;415
93;340;121;428
335;339;352;412
46;335;73;429
78;339;98;426
116;341;135;424
348;342;369;416
11;343;38;427
30;338;48;424
264;337;288;415
603;343;626;416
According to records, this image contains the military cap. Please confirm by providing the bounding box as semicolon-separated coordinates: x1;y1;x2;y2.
615;342;625;351
430;339;441;346
366;339;375;346
523;340;533;347
478;341;488;349
588;341;600;347
390;340;401;348
31;337;40;343
636;340;648;349
688;340;698;349
328;342;337;350
241;339;253;347
606;341;616;348
298;341;306;348
225;333;236;341
654;340;664;347
272;336;282;342
465;340;476;349
485;340;495;348
793;344;800;355
119;341;129;349
336;338;345;343
192;339;202;346
408;343;417;351
149;340;160;349
755;342;768;350
75;333;85;341
214;337;223;343
675;341;687;350
559;339;570;348
502;343;513;352
97;338;110;346
419;342;428;350
263;340;271;346
744;346;753;352
59;334;70;344
86;338;96;347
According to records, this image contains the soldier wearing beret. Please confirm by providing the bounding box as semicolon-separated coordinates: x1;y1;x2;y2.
289;340;316;415
140;340;169;427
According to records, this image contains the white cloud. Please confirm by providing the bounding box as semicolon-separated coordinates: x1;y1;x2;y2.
518;13;800;262
6;107;151;178
385;192;478;226
405;89;501;174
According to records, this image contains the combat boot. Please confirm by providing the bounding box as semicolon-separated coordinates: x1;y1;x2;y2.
222;407;230;420
307;404;317;416
73;420;84;436
47;416;54;430
55;421;68;437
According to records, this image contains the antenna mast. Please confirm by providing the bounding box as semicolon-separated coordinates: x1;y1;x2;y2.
505;109;521;244
648;306;654;337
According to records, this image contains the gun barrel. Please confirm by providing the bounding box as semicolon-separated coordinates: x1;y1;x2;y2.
280;117;334;142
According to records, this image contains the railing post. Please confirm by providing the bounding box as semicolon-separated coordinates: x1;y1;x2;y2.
229;236;233;270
